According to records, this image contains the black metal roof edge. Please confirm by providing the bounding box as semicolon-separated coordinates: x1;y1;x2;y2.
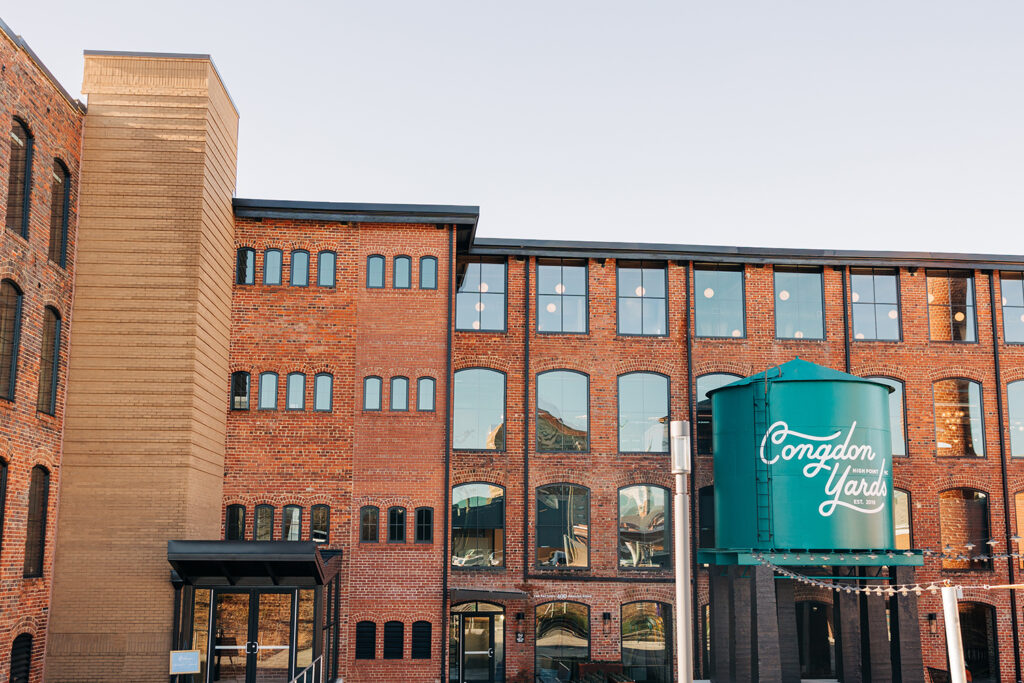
83;49;238;116
470;237;1024;270
233;197;480;225
0;16;86;112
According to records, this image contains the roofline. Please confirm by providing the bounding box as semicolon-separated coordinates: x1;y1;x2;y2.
470;237;1024;271
233;197;480;228
0;16;86;112
83;49;238;116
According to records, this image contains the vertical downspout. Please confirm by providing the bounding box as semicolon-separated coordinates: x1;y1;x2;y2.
988;271;1021;683
441;225;454;683
523;257;531;583
684;261;697;679
840;266;851;373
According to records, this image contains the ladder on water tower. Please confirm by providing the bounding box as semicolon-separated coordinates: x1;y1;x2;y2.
753;390;773;545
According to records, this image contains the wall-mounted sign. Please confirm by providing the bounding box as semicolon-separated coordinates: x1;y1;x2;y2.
169;650;201;675
516;632;525;643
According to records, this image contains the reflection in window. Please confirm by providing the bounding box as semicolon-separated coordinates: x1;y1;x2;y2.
318;251;336;287
621;602;671;683
958;602;999;683
236;248;255;285
311;504;329;543
7;119;32;238
191;589;210;682
536;602;589;679
420;256;438;289
391;376;409;411
934;379;984;457
259;372;277;409
537;371;588;452
1001;273;1024;343
291;250;310;287
619;485;670;569
360;506;379;542
850;268;900;340
394;256;411;289
940;489;991;570
48;160;70;267
618;373;668;453
255;504;274;541
287;372;306;410
537;484;589;567
453;369;505;450
867;376;906;457
774;267;824;339
367;255;385;288
388;506;406;542
0;280;22;401
37;307;60;415
23;466;48;578
314;373;333;411
415;507;433;543
231;371;250;410
927;270;976;342
696;373;740;455
225;504;245;541
456;256;506;331
452;483;504;567
617;261;667;336
263;249;282;285
694;266;744;338
355;621;376;659
1010;382;1024;457
417;377;435;411
283;505;302;541
893;489;911;550
363;376;382;410
537;258;587;333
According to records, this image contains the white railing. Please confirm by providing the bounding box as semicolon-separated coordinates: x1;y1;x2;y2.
289;656;323;683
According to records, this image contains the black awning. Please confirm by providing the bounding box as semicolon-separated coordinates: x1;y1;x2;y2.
168;540;341;587
449;587;528;602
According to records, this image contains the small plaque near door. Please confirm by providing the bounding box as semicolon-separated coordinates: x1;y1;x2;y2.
515;632;524;643
169;650;201;675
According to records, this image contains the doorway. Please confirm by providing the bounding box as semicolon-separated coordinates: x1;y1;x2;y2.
795;600;836;679
210;590;295;683
450;602;505;682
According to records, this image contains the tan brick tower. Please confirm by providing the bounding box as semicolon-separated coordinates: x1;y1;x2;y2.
46;52;238;681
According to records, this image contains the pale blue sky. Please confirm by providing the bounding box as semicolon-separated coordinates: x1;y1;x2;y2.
6;2;1023;252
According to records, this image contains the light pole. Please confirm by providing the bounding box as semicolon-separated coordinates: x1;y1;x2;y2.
941;584;967;683
670;420;693;683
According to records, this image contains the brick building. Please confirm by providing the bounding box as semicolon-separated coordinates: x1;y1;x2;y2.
2;15;1024;683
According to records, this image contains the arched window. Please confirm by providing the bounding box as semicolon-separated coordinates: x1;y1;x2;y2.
536;484;589;568
958;602;999;682
621;602;672;682
452;483;504;567
934;379;985;457
867;376;907;456
314;373;333;411
536;370;589;452
37;307;61;415
419;256;438;290
617;373;669;453
411;621;432;659
236;247;255;285
254;504;274;541
388;506;406;542
536;602;590;679
311;504;330;544
6;118;33;238
225;504;245;541
383;620;404;659
367;255;385;288
417;376;435;412
263;249;282;285
318;251;336;288
939;488;991;570
290;250;310;287
282;505;302;541
0;279;24;401
24;465;49;577
394;255;411;289
360;506;379;542
390;376;409;411
1017;491;1024;568
415;507;433;543
363;376;382;410
355;621;376;659
258;372;278;409
48;160;71;267
287;372;306;410
618;485;670;569
696;373;740;455
0;459;6;554
230;371;250;410
1008;380;1024;457
893;489;912;550
453;368;505;450
9;632;33;683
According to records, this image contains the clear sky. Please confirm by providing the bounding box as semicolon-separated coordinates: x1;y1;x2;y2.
5;2;1023;252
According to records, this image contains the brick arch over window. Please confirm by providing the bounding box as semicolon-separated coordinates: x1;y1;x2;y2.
692;360;753;378
612;467;672;490
454;357;515;375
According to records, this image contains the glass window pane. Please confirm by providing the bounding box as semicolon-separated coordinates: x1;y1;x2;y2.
618;373;669;453
420;257;438;289
237;248;255;284
23;466;49;577
537;371;588;452
456;258;506;331
1003;273;1024;307
867;377;906;457
775;269;824;339
928;270;976;342
291;251;309;286
311;505;329;543
315;374;333;411
264;250;282;285
283;506;301;541
226;504;244;541
259;373;277;409
394;256;411;288
538;295;562;332
617;263;667;336
1009;381;1024;457
360;507;379;542
287;373;305;410
939;489;991;569
618;485;670;568
561;296;587;333
416;508;433;543
850;273;874;304
318;251;336;287
694;268;744;338
696;374;740;455
874;273;898;303
622;603;671;683
479;293;505;330
231;372;250;411
391;377;409;411
364;377;382;410
642;298;666;336
536;602;590;677
389;507;406;542
536;485;589;567
255;506;274;541
934;379;984;457
367;255;384;288
618;298;643;335
417;377;435;411
893;490;911;550
537;260;588;333
452;483;504;567
453;369;505;450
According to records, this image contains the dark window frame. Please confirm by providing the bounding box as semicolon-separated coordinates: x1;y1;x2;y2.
23;465;49;578
693;263;746;339
617;483;672;571
360;505;379;543
410;621;432;659
536;369;590;454
849;267;902;342
773;265;826;341
0;459;6;556
254;503;274;541
317;250;337;288
225;503;245;541
230;371;250;411
616;371;671;455
536;257;589;335
893;488;913;550
535;600;591;675
416;376;436;412
48;159;71;268
451;481;506;569
258;372;278;410
535;483;591;570
939;487;993;572
7;117;34;240
926;269;978;343
0;279;24;402
363;376;383;411
393;255;412;289
236;247;256;285
620;601;672;677
932;377;986;459
311;504;330;544
452;367;507;453
10;632;33;683
262;248;283;285
695;372;742;456
388;506;407;543
419;256;438;290
616;260;669;337
355;621;376;659
37;307;61;415
382;620;404;659
1008;380;1024;458
290;249;310;287
286;372;306;411
415;506;434;543
1000;272;1024;345
314;373;333;412
455;255;508;333
865;375;909;457
390;376;409;412
367;254;385;289
282;504;303;541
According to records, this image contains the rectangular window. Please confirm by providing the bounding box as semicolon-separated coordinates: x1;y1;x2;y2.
1010;381;1024;457
934;379;985;457
255;505;274;541
236;248;255;285
694;265;744;338
456;257;506;332
37;309;60;414
537;258;587;333
774;267;824;339
850;268;900;341
282;505;302;541
231;371;250;410
415;507;433;543
388;507;406;542
927;270;976;342
360;506;379;542
311;505;330;543
1000;272;1024;343
225;504;245;541
617;261;667;336
318;251;336;287
23;467;49;577
48;161;70;267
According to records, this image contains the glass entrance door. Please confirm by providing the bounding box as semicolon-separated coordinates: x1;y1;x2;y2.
462;616;494;681
450;603;505;683
210;590;294;683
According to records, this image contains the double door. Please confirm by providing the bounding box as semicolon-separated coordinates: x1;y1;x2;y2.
211;590;293;683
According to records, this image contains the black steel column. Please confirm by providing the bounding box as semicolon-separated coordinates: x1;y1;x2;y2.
835;567;863;683
861;567;892;683
753;564;783;682
711;567;733;682
775;578;801;683
890;566;924;683
731;567;754;683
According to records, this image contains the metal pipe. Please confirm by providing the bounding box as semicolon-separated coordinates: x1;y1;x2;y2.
671;420;693;683
441;224;454;683
941;585;967;683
